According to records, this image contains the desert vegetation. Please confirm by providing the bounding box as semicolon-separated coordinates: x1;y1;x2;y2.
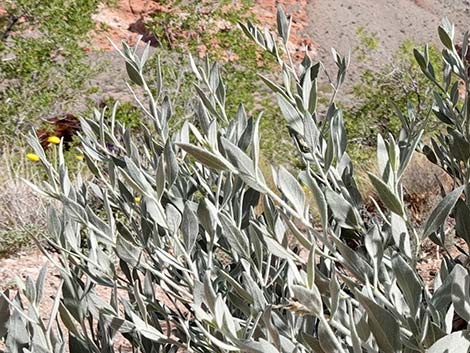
1;1;470;352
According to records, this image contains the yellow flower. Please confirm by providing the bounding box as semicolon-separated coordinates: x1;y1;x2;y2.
26;153;40;162
134;196;141;203
47;136;61;145
75;155;84;161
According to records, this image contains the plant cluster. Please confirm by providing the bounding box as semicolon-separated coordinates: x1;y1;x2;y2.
144;0;294;163
345;36;443;163
0;0;103;137
2;7;470;353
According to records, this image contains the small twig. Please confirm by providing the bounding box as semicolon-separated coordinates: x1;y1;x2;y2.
1;15;20;42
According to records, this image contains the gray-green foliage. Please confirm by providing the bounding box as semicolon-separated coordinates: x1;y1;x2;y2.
2;8;470;353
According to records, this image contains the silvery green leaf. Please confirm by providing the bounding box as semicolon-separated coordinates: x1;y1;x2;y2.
329;272;340;317
365;226;383;270
261;307;281;350
331;112;347;160
177;143;236;172
188;53;202;81
291;284;322;316
6;295;29;353
207;119;218;148
431;262;461;314
276;5;290;44
444;304;455;334
277;166;305;216
35;264;47;306
451;265;470;322
155;155;165;200
164;140;179;187
438;24;454;50
124;157;153;195
277;94;303;135
348;304;362;353
58;302;80;337
426;330;470;353
197;321;240;351
301;171;327;230
237;103;248;136
27;130;48;163
264;236;293;261
101;314;134;333
252;113;262;178
391;213;412;259
449;130;470;162
324;132;335;172
214;296;226;330
116;233;140;268
367;172;404;217
392;254;422;317
182;203;198;252
197;198;218;236
334;239;373;282
398;129;423;179
203;272;217;314
131;312;167;342
126;61;144;86
307;78;318;114
377;134;389;178
192;303;213;323
355;291;402;353
195;85;220;120
325;189;359;229
219;214;249;258
47;204;61;242
243;272;266;312
218;269;252;303
143;197;167;228
304;113;319;151
414;48;427;73
166;203;181;235
283;215;311;249
259;74;288;99
423;185;465;237
221;137;267;192
238;117;254;152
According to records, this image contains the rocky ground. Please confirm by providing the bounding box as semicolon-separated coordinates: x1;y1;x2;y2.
308;0;470;72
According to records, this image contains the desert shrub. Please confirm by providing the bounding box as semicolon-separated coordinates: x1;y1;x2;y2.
0;0;103;138
345;35;443;163
2;8;470;353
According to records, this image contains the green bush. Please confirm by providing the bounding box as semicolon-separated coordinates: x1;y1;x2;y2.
0;0;102;137
2;8;470;353
345;38;443;162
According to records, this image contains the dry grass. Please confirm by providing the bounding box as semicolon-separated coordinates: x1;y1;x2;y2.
0;138;48;256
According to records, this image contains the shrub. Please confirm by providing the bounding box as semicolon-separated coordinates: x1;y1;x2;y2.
0;0;102;137
1;8;470;353
345;37;443;163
